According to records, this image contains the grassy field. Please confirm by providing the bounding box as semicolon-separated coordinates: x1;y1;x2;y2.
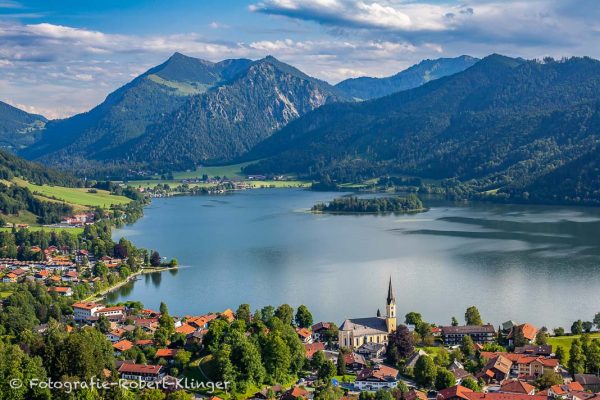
173;162;255;179
548;333;600;363
0;291;12;299
0;226;84;234
13;178;131;208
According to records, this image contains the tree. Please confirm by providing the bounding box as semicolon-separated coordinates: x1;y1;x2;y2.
585;340;600;374
167;392;194;400
405;312;423;326
140;389;167;400
435;368;456;390
236;304;251;324
465;306;482;325
512;325;527;348
460;335;475;358
174;349;192;368
414;355;437;388
263;333;291;383
583;321;593;333
451;317;459;327
336;350;347;375
311;350;326;370
555;346;566;364
594;312;600;330
535;369;563;389
295;305;313;328
387;324;414;365
535;330;548;345
275;304;294;325
318;360;336;383
461;377;480;391
553;327;565;336
572;320;584;335
150;251;161;267
96;314;110;334
568;340;586;376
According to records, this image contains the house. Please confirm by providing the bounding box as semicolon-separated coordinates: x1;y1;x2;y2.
281;386;310;400
514;345;552;357
175;323;196;336
296;327;313;344
508;324;537;346
304;342;326;359
113;340;134;354
462;393;548;400
437;385;474;400
448;360;473;384
34;270;50;281
478;355;512;384
220;308;235;322
339;278;397;349
107;328;126;343
61;270;79;282
253;385;284;399
357;342;386;360
47;286;73;297
311;322;332;342
515;356;559;379
344;352;368;371
135;339;155;348
499;380;536;395
406;390;427;400
405;349;428;369
72;302;102;321
574;374;600;393
95;306;125;321
155;348;178;359
2;272;17;283
186;314;217;329
354;364;399;391
441;325;496;346
118;363;163;382
544;382;585;398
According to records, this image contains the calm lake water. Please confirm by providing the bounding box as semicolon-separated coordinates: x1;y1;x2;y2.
110;189;600;329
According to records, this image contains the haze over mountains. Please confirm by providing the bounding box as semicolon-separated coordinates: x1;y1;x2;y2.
335;55;478;100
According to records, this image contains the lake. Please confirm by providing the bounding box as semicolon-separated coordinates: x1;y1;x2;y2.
110;189;600;329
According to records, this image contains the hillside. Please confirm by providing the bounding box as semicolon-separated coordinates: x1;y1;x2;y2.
335;55;478;100
0;101;47;151
0;149;131;226
244;55;600;204
22;53;347;175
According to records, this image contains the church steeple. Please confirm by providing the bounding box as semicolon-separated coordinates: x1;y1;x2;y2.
385;276;397;333
387;276;395;305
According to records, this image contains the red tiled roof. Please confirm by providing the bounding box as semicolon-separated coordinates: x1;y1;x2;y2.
437;385;473;400
118;363;161;375
464;392;547;400
296;327;311;338
175;323;196;335
113;340;133;352
155;348;178;358
550;382;585;395
304;342;325;358
508;323;538;341
500;380;536;394
72;302;99;310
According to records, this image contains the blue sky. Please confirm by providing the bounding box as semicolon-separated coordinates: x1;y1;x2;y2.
1;0;599;118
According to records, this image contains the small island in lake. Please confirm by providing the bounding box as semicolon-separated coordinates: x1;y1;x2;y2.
311;194;426;213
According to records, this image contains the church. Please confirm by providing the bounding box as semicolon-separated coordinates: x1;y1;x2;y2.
338;278;397;349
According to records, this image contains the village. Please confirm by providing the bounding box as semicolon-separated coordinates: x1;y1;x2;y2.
3;273;597;400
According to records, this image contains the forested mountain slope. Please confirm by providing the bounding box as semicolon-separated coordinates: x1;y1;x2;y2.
245;55;600;203
0;101;47;151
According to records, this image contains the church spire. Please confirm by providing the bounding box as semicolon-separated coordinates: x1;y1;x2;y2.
387;276;395;305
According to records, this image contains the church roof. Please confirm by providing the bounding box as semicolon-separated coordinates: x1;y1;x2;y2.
387;277;395;305
340;317;388;336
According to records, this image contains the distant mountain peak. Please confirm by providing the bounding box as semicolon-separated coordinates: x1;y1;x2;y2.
335;55;479;100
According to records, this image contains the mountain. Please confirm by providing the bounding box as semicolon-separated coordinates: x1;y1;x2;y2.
335;55;478;100
20;52;252;166
0;101;47;151
244;55;600;204
22;53;347;174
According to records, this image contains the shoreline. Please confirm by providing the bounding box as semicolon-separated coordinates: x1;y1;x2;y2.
83;265;179;303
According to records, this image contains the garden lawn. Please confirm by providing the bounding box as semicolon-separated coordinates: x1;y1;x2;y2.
548;333;600;363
